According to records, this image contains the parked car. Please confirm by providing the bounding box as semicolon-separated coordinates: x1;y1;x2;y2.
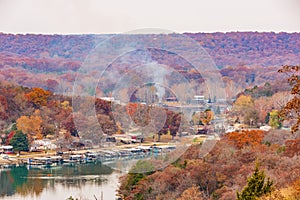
180;132;189;137
120;138;132;144
131;135;144;143
56;151;64;156
106;136;116;142
197;128;208;134
1;154;9;159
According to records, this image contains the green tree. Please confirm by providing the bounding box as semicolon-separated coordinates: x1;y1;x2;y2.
66;196;78;200
9;130;29;154
237;163;273;200
120;160;155;199
268;110;281;129
265;112;270;124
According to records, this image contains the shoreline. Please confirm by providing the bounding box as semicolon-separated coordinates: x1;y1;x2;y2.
0;135;203;167
0;151;57;166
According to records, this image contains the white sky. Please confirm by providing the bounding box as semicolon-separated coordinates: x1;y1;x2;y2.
0;0;299;34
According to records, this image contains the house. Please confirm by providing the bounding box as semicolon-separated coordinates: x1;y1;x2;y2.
191;95;206;105
30;139;57;151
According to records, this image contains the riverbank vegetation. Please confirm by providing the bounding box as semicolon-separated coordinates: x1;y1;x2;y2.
118;129;300;199
118;65;300;200
0;81;186;152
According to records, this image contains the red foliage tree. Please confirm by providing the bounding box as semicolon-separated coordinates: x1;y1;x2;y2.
6;131;16;145
284;138;300;157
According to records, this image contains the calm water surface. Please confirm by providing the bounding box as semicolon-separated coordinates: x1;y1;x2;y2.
0;161;130;200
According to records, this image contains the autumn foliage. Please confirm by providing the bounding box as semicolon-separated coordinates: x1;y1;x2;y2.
226;130;265;149
126;102;138;116
25;88;51;108
119;129;300;200
176;185;203;200
0;33;299;199
284;138;300;157
16;114;43;141
0;32;300;100
278;65;300;133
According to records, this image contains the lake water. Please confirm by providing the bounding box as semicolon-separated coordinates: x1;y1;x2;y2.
0;147;182;200
0;162;128;200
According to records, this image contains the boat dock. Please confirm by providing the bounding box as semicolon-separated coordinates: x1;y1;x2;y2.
0;144;178;168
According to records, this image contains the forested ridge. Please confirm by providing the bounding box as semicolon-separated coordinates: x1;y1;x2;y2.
0;32;299;96
1;32;299;67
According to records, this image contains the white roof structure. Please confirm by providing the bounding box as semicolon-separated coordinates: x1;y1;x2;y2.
0;145;13;149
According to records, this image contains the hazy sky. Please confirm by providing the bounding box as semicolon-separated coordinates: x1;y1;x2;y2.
0;0;299;34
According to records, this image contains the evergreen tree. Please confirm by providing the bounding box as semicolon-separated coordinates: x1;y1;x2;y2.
9;130;29;154
237;163;273;200
265;112;270;124
215;106;221;115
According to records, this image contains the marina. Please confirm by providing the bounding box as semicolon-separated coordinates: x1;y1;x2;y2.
0;144;178;200
0;145;178;169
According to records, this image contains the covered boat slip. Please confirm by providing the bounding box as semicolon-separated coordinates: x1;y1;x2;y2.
1;144;178;168
28;157;52;165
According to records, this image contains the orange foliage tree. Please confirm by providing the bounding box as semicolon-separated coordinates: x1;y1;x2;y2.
226;130;265;149
25;88;51;108
126;103;150;127
278;65;300;133
200;109;214;125
177;185;203;200
126;102;138;116
16;114;43;141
